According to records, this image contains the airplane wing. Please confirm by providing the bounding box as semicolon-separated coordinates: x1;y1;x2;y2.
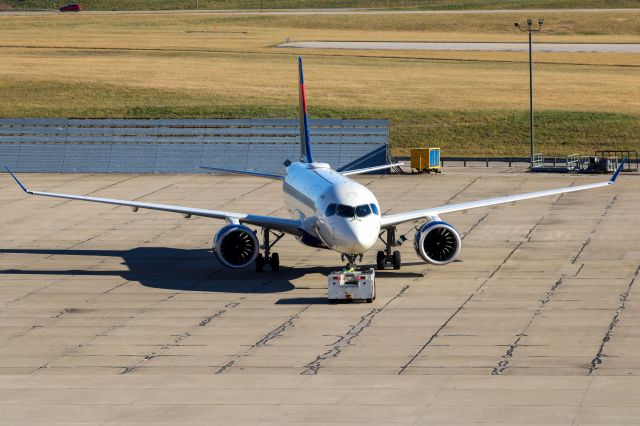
381;159;626;229
199;165;283;180
341;162;404;176
5;168;301;235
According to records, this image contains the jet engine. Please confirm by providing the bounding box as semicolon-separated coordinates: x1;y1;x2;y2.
414;220;461;265
213;224;259;269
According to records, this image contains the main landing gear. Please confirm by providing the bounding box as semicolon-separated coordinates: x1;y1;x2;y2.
376;226;402;270
256;228;284;272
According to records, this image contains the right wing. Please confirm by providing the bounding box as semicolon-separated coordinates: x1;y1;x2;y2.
5;168;301;235
381;159;626;228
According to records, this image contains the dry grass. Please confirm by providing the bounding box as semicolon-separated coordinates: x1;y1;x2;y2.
1;47;636;113
3;0;640;11
214;10;640;37
0;10;638;155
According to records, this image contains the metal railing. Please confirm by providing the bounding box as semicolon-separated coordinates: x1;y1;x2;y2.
531;153;544;169
566;154;579;171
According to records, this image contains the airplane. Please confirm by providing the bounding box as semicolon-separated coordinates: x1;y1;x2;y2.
5;57;626;274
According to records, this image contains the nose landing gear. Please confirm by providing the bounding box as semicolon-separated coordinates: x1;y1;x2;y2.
376;226;403;270
341;253;363;270
256;228;284;272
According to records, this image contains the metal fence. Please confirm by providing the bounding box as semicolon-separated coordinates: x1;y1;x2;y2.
0;118;389;174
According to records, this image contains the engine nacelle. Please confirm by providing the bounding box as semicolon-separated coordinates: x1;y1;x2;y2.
414;221;461;265
213;224;259;269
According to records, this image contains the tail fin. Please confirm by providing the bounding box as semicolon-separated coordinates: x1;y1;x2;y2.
298;57;314;163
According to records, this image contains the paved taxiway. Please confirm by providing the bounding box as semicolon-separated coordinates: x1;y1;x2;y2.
2;8;637;16
280;41;640;53
1;166;639;424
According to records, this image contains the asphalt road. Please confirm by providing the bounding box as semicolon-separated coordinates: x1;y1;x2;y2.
1;167;640;423
1;7;638;16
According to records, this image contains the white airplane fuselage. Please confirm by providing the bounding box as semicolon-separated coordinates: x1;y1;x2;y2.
283;162;381;255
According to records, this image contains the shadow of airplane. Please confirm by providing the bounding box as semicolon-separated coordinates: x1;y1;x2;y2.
0;247;323;294
0;247;432;297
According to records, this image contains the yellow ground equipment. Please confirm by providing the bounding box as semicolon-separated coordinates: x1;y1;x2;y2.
411;148;441;173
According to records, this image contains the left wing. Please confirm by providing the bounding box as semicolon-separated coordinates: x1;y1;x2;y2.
5;168;301;235
381;159;625;228
341;162;404;176
199;165;283;180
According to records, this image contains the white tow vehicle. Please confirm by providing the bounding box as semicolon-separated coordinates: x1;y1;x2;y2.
328;268;376;303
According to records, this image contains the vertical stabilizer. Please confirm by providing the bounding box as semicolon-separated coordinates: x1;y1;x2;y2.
298;57;314;163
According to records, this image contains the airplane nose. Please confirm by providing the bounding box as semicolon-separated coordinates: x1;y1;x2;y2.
343;221;378;253
355;228;377;251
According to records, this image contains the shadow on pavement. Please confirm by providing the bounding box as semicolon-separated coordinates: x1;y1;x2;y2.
0;247;297;294
274;297;329;305
0;248;428;296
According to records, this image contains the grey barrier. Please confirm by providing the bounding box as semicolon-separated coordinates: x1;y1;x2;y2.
0;118;389;174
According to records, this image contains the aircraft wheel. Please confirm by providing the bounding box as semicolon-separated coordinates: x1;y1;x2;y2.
270;253;280;272
255;253;264;273
392;250;401;270
376;251;385;270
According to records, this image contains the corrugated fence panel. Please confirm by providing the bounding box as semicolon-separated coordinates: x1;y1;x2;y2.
108;144;159;173
0;142;20;169
0;118;388;173
201;143;252;171
155;144;204;174
18;144;66;172
62;144;112;173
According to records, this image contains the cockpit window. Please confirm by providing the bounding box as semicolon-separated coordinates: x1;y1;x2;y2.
370;203;380;215
325;203;337;217
332;204;374;218
356;204;372;217
336;204;356;218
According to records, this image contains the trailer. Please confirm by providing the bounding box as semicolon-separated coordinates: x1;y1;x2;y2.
410;147;441;174
327;268;376;303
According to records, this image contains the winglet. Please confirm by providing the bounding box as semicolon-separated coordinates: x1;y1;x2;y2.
609;158;626;184
4;166;31;194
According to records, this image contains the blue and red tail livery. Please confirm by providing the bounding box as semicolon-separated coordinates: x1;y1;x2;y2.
298;57;314;163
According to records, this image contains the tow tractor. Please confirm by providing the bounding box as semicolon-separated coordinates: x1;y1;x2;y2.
327;267;376;304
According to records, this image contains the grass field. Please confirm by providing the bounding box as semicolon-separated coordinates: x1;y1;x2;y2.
0;10;638;156
3;0;640;11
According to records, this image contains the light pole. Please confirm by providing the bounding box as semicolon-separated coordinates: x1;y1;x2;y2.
515;18;543;167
